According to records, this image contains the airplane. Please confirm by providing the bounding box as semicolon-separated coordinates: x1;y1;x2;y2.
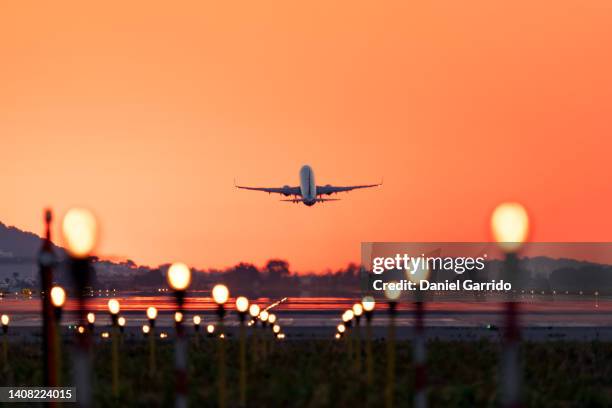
235;164;381;206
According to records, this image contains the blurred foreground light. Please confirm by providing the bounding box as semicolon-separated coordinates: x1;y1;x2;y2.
342;310;354;322
142;324;150;334
167;263;191;291
61;208;98;258
1;315;9;326
174;312;183;323
362;296;375;312
259;311;269;322
278;333;285;340
108;299;120;315
118;316;126;327
207;324;215;334
491;202;530;253
236;296;249;312
146;306;158;320
352;303;363;317
249;304;260;318
50;286;66;308
193;315;201;325
101;332;109;339
337;323;346;333
160;332;168;339
407;263;430;284
268;314;277;324
77;325;85;334
384;282;401;301
212;284;229;305
335;333;341;339
272;324;280;334
87;312;95;324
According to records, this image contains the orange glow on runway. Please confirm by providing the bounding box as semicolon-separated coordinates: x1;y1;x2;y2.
1;1;611;271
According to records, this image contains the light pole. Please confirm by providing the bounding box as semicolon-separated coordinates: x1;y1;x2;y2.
193;315;201;348
38;209;57;387
259;310;269;358
362;296;376;386
491;202;529;408
248;304;261;363
1;314;9;367
352;303;364;372
342;309;355;366
384;284;400;408
408;264;430;408
50;286;66;385
212;284;230;408
61;208;98;408
87;313;95;335
108;299;121;397
118;316;126;346
146;306;158;375
167;263;192;408
236;296;249;407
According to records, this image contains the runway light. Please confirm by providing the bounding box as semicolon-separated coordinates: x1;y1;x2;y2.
362;296;376;312
249;304;260;318
160;332;168;339
491;202;530;253
118;316;126;327
407;263;430;283
193;315;201;325
87;312;95;324
50;286;66;308
236;296;249;312
174;312;183;323
335;333;341;339
77;325;85;334
342;310;354;322
146;306;158;320
259;311;269;322
212;284;229;305
384;282;401;301
352;303;363;317
337;323;346;333
1;315;9;326
272;324;281;334
207;324;215;334
108;299;120;315
167;263;191;291
142;324;150;334
61;208;98;258
268;314;277;324
101;332;110;339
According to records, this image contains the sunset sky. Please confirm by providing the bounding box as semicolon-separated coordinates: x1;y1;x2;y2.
1;1;611;272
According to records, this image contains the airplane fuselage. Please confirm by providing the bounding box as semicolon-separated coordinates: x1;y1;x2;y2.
299;165;317;206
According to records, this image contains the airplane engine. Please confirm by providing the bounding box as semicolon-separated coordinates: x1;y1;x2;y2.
282;185;291;196
324;184;333;195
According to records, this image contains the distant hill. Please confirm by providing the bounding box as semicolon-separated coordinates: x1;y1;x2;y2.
0;221;62;287
0;221;64;259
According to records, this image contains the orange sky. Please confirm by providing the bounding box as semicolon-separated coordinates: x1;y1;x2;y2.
1;1;611;272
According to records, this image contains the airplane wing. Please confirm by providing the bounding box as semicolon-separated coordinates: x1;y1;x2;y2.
235;183;301;196
280;198;341;203
316;182;382;195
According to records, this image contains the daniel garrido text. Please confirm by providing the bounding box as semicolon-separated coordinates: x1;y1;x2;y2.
371;279;512;292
